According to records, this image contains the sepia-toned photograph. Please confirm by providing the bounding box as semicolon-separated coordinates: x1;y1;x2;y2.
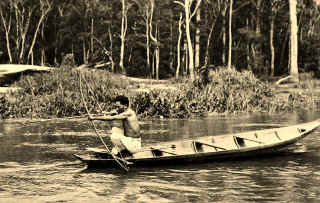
1;0;320;202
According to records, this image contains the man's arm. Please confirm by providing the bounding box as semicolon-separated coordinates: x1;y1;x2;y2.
89;111;131;121
101;109;117;115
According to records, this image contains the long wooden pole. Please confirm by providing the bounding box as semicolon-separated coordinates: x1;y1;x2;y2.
78;71;130;171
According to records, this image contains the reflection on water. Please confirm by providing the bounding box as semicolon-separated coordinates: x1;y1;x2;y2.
0;110;320;202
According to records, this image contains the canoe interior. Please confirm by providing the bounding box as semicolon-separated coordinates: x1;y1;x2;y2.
74;119;320;168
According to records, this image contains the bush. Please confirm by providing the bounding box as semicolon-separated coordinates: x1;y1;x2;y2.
2;67;320;119
131;89;188;118
3;67;118;118
188;68;275;113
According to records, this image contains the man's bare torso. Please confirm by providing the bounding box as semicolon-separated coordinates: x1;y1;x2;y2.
123;109;140;138
109;108;140;138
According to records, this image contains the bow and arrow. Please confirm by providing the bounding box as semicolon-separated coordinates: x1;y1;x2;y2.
78;70;131;172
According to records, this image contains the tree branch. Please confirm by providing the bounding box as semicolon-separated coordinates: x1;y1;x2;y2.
190;0;202;21
174;1;185;8
149;0;157;44
27;0;52;61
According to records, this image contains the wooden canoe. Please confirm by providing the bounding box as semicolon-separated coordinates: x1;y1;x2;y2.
0;64;53;86
0;64;52;77
74;119;320;169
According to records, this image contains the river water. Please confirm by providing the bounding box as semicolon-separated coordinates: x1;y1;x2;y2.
0;111;320;203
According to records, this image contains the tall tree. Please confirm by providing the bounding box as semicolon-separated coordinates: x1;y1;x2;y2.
289;0;299;81
250;0;263;73
176;13;183;79
270;7;275;76
0;0;52;64
269;0;284;76
175;0;202;80
221;0;228;65
227;0;233;69
133;0;160;78
119;0;131;74
149;0;160;80
203;0;221;67
194;7;201;71
12;0;37;63
0;0;13;63
27;0;52;64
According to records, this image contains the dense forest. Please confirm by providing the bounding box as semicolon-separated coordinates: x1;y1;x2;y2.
0;0;320;80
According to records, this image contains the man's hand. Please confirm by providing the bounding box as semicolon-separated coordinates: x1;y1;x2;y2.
88;114;93;121
103;115;113;119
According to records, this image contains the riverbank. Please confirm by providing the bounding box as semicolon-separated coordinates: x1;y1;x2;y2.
1;65;320;120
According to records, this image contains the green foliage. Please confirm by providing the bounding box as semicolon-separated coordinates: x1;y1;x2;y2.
186;68;274;114
131;89;188;118
2;68;320;119
61;54;76;67
0;97;10;119
130;68;320;118
4;67;117;118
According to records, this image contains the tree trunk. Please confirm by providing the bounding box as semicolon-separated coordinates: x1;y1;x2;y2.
0;7;13;63
221;7;227;65
169;10;174;74
31;51;34;65
83;41;87;63
152;52;155;78
155;24;160;80
183;38;188;76
270;17;275;76
204;19;215;67
119;0;127;74
146;7;151;77
155;47;160;80
108;25;115;73
195;8;201;71
256;0;262;35
176;13;183;79
289;0;299;81
41;23;45;66
149;0;160;80
41;49;45;66
227;0;233;69
91;17;94;56
54;47;58;65
175;0;201;79
18;9;33;63
246;18;251;71
279;25;289;73
27;0;51;62
185;0;195;80
253;0;262;73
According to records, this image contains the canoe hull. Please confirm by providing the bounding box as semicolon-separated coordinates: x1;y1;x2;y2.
74;146;290;169
74;120;320;169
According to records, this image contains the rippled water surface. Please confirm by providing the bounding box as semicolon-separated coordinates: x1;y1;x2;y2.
1;111;320;203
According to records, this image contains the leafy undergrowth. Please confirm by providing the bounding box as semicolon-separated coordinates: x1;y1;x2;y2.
1;66;319;119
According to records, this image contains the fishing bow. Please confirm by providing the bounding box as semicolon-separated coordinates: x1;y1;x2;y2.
78;70;130;172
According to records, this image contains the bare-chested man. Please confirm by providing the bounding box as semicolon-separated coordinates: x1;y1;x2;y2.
89;96;141;155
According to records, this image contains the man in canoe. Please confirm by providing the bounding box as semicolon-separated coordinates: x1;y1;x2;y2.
88;95;141;156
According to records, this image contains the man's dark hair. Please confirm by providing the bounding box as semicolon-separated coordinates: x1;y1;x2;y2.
114;95;129;106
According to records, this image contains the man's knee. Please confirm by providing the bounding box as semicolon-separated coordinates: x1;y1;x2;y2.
121;137;141;153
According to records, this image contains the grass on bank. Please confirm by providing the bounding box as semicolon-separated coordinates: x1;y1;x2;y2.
1;66;320;119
